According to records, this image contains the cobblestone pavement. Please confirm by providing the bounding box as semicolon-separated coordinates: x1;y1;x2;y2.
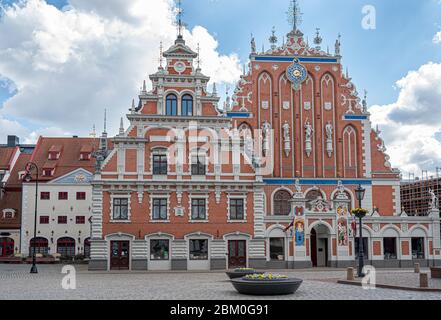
1;265;441;300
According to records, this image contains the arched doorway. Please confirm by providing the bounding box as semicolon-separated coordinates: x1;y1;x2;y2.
0;237;14;257
29;237;49;256
57;237;76;258
310;224;331;267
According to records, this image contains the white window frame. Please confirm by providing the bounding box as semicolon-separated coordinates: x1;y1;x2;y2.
110;194;131;223
149;194;170;223
227;195;247;223
150;147;169;178
188;194;209;223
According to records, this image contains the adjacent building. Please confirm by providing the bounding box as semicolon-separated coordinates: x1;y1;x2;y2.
21;137;98;259
401;177;441;217
0;136;34;258
88;2;441;271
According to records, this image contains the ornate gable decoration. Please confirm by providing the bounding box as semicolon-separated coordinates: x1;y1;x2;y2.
286;58;307;91
48;168;93;185
309;197;331;213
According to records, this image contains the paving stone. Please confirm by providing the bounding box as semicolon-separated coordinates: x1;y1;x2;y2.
0;265;440;300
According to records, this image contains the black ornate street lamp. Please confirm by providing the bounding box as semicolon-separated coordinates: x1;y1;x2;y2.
23;162;39;274
354;185;366;278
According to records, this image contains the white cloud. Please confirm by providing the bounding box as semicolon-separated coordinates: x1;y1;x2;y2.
433;31;441;44
0;0;241;141
369;62;441;176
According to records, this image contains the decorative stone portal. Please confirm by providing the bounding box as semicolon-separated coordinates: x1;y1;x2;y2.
311;224;331;267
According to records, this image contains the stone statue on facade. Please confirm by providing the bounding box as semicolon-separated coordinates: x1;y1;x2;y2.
325;121;333;158
262;121;271;156
429;189;439;210
282;121;291;157
304;119;313;157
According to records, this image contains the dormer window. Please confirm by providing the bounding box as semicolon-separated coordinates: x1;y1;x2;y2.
42;169;54;177
182;94;193;116
79;145;93;161
2;209;16;219
48;152;60;160
48;145;62;160
166;94;178;116
80;152;91;161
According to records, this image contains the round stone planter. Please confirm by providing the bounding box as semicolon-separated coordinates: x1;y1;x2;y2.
231;278;303;296
226;270;257;279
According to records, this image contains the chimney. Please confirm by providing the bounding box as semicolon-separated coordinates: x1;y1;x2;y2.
7;135;19;147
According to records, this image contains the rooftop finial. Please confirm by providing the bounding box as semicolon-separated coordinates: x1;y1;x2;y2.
196;43;201;69
103;108;107;134
159;41;164;68
287;0;303;32
314;28;322;50
119;117;124;136
90;124;96;138
269;26;278;50
250;33;256;53
176;0;184;38
335;33;341;56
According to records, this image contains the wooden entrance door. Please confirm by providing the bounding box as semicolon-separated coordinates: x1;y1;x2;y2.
0;237;14;257
110;241;130;270
228;240;246;269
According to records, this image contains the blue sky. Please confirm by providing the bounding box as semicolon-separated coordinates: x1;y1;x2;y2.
0;0;440;175
0;0;441;104
1;0;440;108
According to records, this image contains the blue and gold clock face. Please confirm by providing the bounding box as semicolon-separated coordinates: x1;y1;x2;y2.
286;58;307;90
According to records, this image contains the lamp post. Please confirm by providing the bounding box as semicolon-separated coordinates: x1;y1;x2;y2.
23;162;39;274
354;185;366;278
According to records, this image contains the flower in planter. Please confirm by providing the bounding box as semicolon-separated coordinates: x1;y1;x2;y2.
351;208;368;218
244;273;289;280
234;268;255;272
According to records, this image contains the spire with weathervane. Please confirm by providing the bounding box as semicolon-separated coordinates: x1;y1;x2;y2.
287;0;303;36
175;0;186;44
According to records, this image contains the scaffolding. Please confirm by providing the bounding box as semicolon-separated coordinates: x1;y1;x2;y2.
401;175;441;216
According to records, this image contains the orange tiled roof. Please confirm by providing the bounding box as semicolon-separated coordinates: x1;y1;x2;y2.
0;147;18;170
27;137;100;182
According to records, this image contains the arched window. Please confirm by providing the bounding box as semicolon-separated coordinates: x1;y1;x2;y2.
0;237;14;257
181;94;193;116
333;191;353;211
166;94;178;116
306;189;325;210
57;237;76;258
29;237;49;256
273;190;291;216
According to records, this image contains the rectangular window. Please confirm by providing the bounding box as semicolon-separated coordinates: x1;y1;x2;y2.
191;199;206;220
270;238;285;261
153;155;168;175
58;192;68;200
76;192;86;200
411;238;425;259
189;239;208;260
152;199;168;221
58;216;67;224
191;155;206;176
113;198;129;220
48;152;59;160
76;216;85;224
150;239;170;260
40;192;50;200
80;152;91;160
229;199;245;220
43;169;53;177
39;216;49;224
383;237;397;260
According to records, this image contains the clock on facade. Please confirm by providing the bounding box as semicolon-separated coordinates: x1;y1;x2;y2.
286;58;307;91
